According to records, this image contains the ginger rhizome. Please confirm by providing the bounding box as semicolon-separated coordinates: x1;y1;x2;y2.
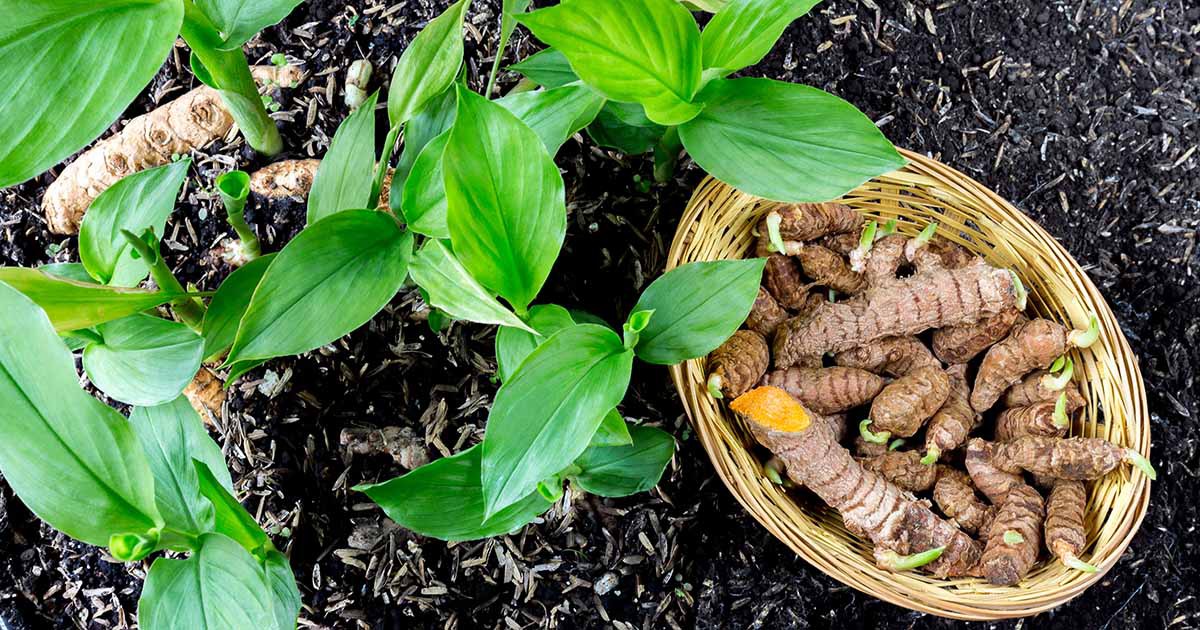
971;317;1099;412
793;244;865;294
835;335;940;377
932;467;994;535
763;255;814;311
991;436;1156;481
761;366;885;415
732;387;981;576
746;287;790;337
932;307;1024;365
979;483;1044;586
706;330;770;399
867;366;950;439
774;258;1020;368
1003;358;1084;409
860;449;938;492
1044;479;1097;572
994;395;1070;442
922;364;979;464
765;202;862;242
965;438;1025;504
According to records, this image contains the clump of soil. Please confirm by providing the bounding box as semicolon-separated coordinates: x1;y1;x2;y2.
2;1;1199;628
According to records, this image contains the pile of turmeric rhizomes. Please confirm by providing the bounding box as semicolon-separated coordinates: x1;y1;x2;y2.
705;203;1156;585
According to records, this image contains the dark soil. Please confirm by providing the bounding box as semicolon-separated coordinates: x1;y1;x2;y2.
3;0;1199;628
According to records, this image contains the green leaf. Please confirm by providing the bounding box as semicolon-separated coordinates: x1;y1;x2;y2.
590;409;633;447
486;0;533;95
308;92;379;224
263;550;302;630
573;425;675;497
138;533;275;630
201;254;276;361
80;161;189;287
518;0;704;125
444;86;566;312
0;267;180;333
700;0;820;76
481;324;633;517
224;211;412;379
393;86;457;207
194;460;273;556
630;259;765;364
195;0;305;49
388;0;470;126
494;304;576;382
40;262;98;284
356;444;552;541
509;48;578;88
587;102;666;155
83;314;204;407
0;0;183;187
678;78;906;202
0;282;161;548
400;130;450;238
496;84;606;153
129;396;231;547
408;240;532;332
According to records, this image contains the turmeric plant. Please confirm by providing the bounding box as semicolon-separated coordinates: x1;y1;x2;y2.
0;0;305;187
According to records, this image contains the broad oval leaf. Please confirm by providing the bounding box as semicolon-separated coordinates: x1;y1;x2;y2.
494;304;576;382
0;282;161;548
0;267;180;332
393;86;457;210
356;444;553;542
517;0;703;125
0;0;183;187
678;78;906;202
264;550;302;630
129;396;231;546
496;84;606;153
224;210;412;378
308;92;379;224
700;0;820;76
195;0;305;49
388;0;470;126
40;262;98;284
445;86;566;312
139;533;275;630
573;425;675;497
587;101;666;155
631;259;765;364
590;409;633;448
194;460;272;556
509;48;578;88
401;130;450;238
201;253;276;361
408;240;531;332
80;160;189;287
83;314;205;407
481;324;633;517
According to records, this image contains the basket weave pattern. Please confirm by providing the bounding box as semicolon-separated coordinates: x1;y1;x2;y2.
666;150;1152;620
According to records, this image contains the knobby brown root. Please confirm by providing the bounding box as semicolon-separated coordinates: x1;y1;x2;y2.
858;234;908;284
834;335;941;377
1003;363;1085;409
868;366;951;438
706;330;770;399
991;436;1155;480
854;435;890;458
860;450;938;492
932;307;1025;365
761;366;885;415
971;318;1095;412
768;202;862;241
908;236;977;273
774;258;1018;367
746;287;790;337
965;438;1025;504
183;367;226;427
43;65;305;234
763;255;813;310
731;387;980;577
1044;479;1096;572
247;159;393;208
994;397;1069;442
921;364;978;464
979;483;1045;586
340;426;429;470
820;232;859;256
794;244;865;294
932;467;994;535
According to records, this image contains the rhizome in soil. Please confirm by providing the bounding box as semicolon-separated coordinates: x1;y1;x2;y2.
1;1;1198;628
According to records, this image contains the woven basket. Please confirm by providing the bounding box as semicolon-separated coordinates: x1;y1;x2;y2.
666;149;1153;620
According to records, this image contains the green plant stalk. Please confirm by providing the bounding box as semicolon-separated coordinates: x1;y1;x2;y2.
858;419;890;444
180;2;282;156
653;127;682;183
226;209;260;259
877;546;944;571
217;173;261;260
371;124;403;206
120;230;206;329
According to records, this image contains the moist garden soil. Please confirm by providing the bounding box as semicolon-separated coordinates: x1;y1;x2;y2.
3;0;1199;628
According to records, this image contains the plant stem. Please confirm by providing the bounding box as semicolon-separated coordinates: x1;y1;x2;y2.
180;2;282;155
371;124;403;207
653;127;682;183
121;230;206;329
216;171;260;259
